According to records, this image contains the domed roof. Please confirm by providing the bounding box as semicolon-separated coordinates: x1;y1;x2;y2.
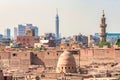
57;50;76;66
56;50;76;73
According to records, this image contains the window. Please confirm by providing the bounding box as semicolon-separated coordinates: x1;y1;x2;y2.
65;67;67;69
61;67;63;69
67;44;69;46
35;54;37;56
72;67;73;69
57;53;58;56
12;53;17;56
68;67;70;69
47;52;49;55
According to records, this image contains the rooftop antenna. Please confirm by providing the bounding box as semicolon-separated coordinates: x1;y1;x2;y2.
56;8;58;15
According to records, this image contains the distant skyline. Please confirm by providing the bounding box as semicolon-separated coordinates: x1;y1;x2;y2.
0;0;120;37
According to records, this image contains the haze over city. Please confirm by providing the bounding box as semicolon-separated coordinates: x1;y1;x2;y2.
0;0;120;36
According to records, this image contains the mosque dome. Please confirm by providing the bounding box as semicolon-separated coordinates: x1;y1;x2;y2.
56;50;76;73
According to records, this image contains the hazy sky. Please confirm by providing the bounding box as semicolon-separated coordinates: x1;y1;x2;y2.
0;0;120;37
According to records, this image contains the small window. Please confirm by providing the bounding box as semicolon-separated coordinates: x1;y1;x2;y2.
12;53;17;56
57;53;58;56
35;54;37;56
65;67;67;69
47;52;49;55
67;44;69;46
30;52;33;54
68;67;70;69
72;67;74;69
61;67;63;69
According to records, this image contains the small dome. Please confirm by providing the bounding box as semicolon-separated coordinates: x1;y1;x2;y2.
56;50;76;73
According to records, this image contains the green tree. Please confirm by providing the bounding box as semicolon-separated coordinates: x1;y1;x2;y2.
99;42;111;48
116;39;120;47
0;48;4;51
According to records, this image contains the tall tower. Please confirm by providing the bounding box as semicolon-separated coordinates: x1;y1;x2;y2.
56;9;59;39
5;28;11;39
100;10;107;43
14;27;17;40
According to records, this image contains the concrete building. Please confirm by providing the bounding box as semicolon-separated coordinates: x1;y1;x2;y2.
33;26;39;36
17;36;40;48
18;24;39;36
107;33;120;45
5;28;11;39
17;28;40;48
73;33;88;47
45;33;55;40
18;24;26;36
88;35;100;47
14;27;17;40
26;24;39;36
100;10;107;43
95;33;120;45
0;34;3;41
26;28;35;36
56;9;59;39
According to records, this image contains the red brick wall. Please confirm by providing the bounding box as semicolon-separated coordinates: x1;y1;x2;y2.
17;36;40;47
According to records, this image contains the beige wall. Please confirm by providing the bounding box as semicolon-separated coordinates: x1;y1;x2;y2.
0;48;120;70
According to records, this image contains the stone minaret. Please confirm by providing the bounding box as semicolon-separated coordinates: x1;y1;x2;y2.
100;10;107;43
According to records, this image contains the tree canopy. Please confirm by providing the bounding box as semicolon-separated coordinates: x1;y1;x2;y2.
116;39;120;47
99;42;111;48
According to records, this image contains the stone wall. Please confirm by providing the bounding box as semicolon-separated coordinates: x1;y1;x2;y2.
0;48;120;70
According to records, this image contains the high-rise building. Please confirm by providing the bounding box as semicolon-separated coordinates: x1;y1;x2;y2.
33;26;39;36
14;27;18;40
18;24;39;36
56;9;59;39
18;24;26;36
0;34;3;41
100;10;107;43
26;28;35;36
5;28;11;39
45;33;55;40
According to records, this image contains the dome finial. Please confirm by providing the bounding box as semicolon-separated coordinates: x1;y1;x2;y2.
102;10;105;17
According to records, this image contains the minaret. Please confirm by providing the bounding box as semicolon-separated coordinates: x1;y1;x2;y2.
56;9;59;39
100;10;107;43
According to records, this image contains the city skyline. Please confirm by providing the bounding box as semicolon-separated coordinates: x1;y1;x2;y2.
0;0;120;37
